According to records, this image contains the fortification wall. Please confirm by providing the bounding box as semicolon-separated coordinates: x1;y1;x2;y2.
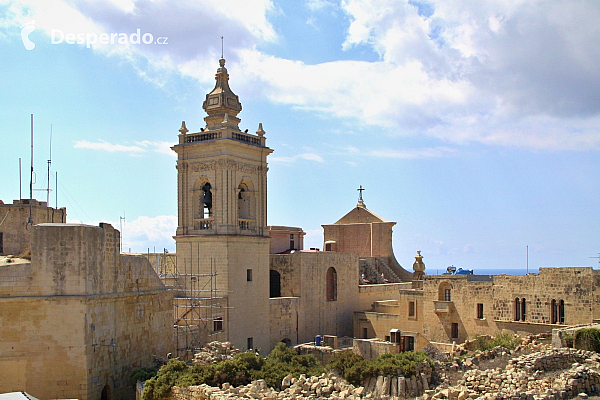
0;223;173;400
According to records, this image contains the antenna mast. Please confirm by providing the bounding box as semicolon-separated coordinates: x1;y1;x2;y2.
221;36;224;58
47;124;52;205
28;114;34;224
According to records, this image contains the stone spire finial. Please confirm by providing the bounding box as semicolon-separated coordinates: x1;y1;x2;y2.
256;123;265;137
412;250;425;281
179;121;189;134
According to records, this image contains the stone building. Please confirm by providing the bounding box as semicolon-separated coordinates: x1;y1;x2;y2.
171;57;272;353
0;223;173;400
355;260;600;351
268;226;305;254
0;198;66;256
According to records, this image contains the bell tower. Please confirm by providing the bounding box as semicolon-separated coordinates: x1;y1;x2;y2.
172;58;272;352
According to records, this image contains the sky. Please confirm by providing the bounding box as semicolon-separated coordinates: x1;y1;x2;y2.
0;0;599;273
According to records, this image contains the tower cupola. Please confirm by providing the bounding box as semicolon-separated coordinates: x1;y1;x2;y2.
202;58;242;130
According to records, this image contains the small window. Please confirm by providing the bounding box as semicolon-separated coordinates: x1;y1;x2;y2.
325;243;332;251
514;298;521;321
477;303;484;319
247;337;254;350
362;327;368;339
408;301;416;317
559;300;565;324
385;335;390;342
213;317;223;332
247;269;253;282
290;234;294;239
451;323;459;339
326;267;337;301
445;289;452;302
521;298;526;321
289;240;295;250
390;330;401;344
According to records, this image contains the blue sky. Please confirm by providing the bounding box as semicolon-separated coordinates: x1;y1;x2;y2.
1;0;599;272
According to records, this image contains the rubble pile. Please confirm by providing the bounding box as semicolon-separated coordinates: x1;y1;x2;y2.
170;373;364;400
426;349;600;400
193;341;241;365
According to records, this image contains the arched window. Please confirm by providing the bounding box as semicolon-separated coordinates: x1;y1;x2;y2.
438;282;452;301
514;298;521;321
326;267;337;301
238;183;250;219
201;182;212;218
551;299;557;324
521;298;526;321
270;270;281;298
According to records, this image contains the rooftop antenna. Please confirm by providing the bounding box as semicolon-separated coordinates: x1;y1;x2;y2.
47;124;52;205
28;114;34;225
19;158;22;200
119;212;126;253
220;36;224;59
591;253;600;267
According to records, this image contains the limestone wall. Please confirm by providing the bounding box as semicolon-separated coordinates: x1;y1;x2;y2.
269;252;359;348
0;223;173;400
0;199;66;256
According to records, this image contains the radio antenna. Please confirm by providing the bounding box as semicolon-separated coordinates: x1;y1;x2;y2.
47;124;52;205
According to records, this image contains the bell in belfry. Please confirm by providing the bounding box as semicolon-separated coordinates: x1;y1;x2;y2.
202;183;212;208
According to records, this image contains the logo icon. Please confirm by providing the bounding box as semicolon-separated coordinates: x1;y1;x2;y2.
21;20;35;50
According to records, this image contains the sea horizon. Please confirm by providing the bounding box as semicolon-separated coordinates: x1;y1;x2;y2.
428;266;596;276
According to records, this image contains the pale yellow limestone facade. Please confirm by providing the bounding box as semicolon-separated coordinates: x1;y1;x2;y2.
172;58;272;354
0;223;173;400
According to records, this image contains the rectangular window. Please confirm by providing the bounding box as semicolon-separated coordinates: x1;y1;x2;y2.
325;243;332;251
445;289;452;302
408;301;416;317
0;232;3;254
213;317;223;332
247;269;252;282
362;327;368;339
477;303;484;319
247;337;254;350
406;336;415;351
289;240;295;250
290;234;294;239
385;335;390;342
390;330;401;344
451;323;459;339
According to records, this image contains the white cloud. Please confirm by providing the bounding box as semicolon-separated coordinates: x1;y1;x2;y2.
74;139;176;156
67;214;177;253
368;146;457;159
7;0;600;151
270;152;325;163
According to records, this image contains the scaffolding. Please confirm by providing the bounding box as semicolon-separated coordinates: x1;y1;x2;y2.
157;247;232;359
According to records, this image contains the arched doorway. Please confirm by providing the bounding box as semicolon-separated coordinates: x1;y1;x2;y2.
270;270;281;298
101;384;110;400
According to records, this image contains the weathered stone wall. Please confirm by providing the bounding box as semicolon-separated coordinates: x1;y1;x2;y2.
0;199;66;256
323;222;395;258
269;252;359;349
0;223;173;400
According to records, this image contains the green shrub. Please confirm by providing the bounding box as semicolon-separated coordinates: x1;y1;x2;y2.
332;351;432;387
574;328;600;352
130;367;158;385
141;343;327;399
473;333;520;351
327;350;364;377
